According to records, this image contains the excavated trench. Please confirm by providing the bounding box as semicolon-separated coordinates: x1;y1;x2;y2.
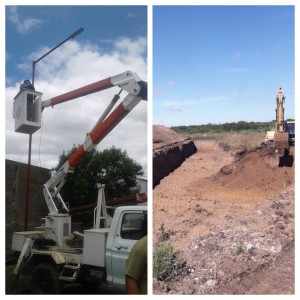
152;125;295;295
153;140;197;188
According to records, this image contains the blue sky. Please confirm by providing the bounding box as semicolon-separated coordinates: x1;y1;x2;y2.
153;5;295;126
5;5;148;172
6;5;147;85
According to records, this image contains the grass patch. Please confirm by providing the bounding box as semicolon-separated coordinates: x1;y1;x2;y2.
158;223;169;242
216;132;265;152
192;131;265;152
233;242;245;256
173;123;267;153
153;224;185;283
153;242;183;282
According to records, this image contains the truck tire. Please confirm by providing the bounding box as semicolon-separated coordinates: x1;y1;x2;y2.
79;279;101;290
30;263;62;294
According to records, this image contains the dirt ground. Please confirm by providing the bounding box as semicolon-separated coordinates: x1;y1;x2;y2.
153;138;295;295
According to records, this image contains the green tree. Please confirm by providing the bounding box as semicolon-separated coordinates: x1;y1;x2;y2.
56;145;144;209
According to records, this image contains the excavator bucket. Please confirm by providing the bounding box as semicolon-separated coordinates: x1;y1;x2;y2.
274;132;289;150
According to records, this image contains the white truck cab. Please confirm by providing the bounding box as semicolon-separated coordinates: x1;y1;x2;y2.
11;205;147;293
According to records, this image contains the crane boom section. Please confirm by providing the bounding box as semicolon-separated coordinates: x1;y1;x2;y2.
46;78;113;107
68;94;139;168
42;71;144;108
42;71;147;215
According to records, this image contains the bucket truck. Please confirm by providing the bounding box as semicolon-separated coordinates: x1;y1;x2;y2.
10;71;147;294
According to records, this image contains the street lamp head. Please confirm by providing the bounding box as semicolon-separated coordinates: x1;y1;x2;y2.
71;27;84;39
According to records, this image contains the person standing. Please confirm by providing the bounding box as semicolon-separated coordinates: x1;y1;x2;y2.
20;79;35;121
125;234;147;294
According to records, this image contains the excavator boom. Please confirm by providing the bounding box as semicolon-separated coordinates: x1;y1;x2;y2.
274;87;289;151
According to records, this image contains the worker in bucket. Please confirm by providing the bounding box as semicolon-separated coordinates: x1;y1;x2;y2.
20;79;35;121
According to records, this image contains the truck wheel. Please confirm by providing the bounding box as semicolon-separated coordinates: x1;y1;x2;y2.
30;263;62;294
80;280;100;290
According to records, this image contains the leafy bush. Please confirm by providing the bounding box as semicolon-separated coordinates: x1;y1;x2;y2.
56;146;143;206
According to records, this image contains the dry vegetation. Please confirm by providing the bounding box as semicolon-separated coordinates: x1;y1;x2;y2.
215;132;265;152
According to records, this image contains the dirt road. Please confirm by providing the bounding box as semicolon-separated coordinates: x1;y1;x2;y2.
153;140;295;295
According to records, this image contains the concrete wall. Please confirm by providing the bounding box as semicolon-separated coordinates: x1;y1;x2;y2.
6;160;50;257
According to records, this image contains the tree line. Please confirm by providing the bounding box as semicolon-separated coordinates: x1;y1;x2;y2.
172;121;276;135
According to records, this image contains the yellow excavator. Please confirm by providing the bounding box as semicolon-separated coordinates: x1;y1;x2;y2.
273;87;289;152
262;87;295;154
273;87;296;157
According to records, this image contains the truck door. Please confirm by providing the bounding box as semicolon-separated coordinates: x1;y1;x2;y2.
107;210;147;289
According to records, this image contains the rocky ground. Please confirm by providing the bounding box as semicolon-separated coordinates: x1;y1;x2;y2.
153;130;295;295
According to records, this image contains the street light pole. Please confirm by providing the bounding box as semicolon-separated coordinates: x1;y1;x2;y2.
31;27;84;85
24;27;84;230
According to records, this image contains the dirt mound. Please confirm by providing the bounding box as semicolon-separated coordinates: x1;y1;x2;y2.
214;149;294;196
153;125;184;145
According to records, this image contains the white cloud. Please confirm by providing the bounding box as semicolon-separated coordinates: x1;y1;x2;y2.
168;105;182;112
221;67;248;74
6;52;12;62
7;6;42;34
6;38;148;174
162;93;241;113
233;52;242;60
114;37;147;60
127;12;143;19
163;96;228;108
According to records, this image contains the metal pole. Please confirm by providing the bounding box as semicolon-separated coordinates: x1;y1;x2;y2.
24;134;32;231
23;28;84;231
34;28;84;65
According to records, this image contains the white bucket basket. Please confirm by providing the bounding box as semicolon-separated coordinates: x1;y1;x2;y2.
13;89;42;134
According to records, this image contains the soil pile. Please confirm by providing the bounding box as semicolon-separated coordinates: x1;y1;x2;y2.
153;125;185;147
214;150;294;196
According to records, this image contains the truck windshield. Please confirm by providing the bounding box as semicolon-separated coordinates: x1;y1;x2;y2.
286;123;295;133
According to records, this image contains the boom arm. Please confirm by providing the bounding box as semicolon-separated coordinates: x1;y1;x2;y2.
275;87;285;133
274;87;289;152
42;71;147;215
42;71;146;109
